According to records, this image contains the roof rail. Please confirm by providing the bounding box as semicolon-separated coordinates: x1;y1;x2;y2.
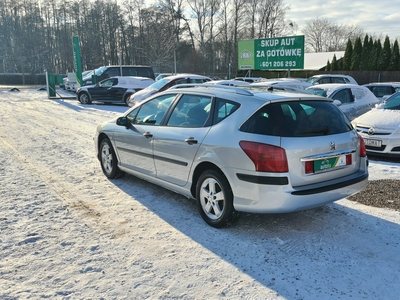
168;83;254;96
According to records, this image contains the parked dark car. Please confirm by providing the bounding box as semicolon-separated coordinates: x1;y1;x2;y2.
76;76;154;105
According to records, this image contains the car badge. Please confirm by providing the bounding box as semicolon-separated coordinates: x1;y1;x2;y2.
330;142;336;150
368;127;375;135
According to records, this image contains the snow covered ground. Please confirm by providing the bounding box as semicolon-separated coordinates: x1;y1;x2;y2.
1;87;399;299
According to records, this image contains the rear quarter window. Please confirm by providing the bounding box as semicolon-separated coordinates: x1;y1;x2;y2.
240;101;352;137
212;98;240;124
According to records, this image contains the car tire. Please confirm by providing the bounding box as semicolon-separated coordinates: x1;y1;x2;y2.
99;138;124;179
78;92;92;104
124;94;132;106
196;170;240;228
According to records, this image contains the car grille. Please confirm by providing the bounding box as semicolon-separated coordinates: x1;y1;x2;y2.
356;126;392;136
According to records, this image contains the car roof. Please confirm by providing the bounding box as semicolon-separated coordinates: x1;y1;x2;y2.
207;79;250;86
310;74;354;78
363;82;400;86
306;83;362;90
162;74;211;80
110;76;153;80
164;85;328;103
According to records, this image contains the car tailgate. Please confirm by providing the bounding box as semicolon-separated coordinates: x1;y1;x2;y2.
281;131;362;187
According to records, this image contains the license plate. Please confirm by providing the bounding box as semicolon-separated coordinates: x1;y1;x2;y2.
314;155;347;172
364;138;382;147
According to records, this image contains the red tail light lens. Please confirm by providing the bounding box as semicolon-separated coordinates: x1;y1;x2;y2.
346;153;352;165
305;161;314;174
239;141;288;172
359;135;367;157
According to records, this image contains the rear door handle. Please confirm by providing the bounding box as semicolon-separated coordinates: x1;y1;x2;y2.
185;137;198;145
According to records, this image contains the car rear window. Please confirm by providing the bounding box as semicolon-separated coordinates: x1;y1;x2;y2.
240;100;352;137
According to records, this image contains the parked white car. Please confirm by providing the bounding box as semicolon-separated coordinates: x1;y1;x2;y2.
306;74;358;85
306;84;380;120
352;92;400;157
363;82;400;101
128;74;211;106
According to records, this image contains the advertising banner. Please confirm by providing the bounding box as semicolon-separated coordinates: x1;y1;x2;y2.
238;35;304;70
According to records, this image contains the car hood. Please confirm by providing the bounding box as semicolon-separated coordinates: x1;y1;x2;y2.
132;89;155;102
77;84;95;92
352;109;400;128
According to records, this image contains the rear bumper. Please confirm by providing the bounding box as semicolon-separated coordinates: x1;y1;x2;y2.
231;169;369;214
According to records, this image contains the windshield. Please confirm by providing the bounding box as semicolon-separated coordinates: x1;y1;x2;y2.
94;66;107;76
145;78;169;91
82;70;93;77
383;93;400;110
306;77;319;84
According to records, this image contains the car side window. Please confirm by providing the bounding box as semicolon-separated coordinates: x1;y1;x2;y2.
333;89;353;104
319;78;331;84
167;94;211;127
127;94;177;126
105;68;119;77
123;67;137;76
332;77;346;83
99;78;115;88
352;88;367;100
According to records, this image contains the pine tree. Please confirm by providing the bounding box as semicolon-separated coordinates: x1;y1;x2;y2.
343;39;353;70
371;39;382;71
331;54;338;71
326;60;331;71
368;37;377;70
351;37;362;71
360;34;370;70
378;36;391;70
338;57;343;70
388;40;400;71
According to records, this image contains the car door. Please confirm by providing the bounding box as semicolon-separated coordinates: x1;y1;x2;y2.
112;94;177;176
153;94;213;186
331;88;357;119
89;78;118;101
349;87;379;119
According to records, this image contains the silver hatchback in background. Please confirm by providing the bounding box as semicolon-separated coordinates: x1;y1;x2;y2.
94;85;368;228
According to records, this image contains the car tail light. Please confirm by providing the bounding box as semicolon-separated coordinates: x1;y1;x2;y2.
239;141;288;172
359;135;367;157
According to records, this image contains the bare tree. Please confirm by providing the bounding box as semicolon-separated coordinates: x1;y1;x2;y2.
303;17;364;52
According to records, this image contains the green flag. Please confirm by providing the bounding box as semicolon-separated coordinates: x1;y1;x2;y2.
72;36;83;86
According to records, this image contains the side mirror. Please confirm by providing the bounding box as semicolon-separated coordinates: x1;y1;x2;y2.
116;116;130;128
333;99;342;106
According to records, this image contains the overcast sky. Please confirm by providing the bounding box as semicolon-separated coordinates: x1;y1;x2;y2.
285;1;400;40
143;0;399;41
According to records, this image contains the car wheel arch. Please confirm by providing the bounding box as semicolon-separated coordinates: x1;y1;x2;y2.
123;92;135;105
190;161;228;198
97;133;111;158
78;91;92;104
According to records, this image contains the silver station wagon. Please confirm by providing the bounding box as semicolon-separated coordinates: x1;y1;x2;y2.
94;85;369;228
